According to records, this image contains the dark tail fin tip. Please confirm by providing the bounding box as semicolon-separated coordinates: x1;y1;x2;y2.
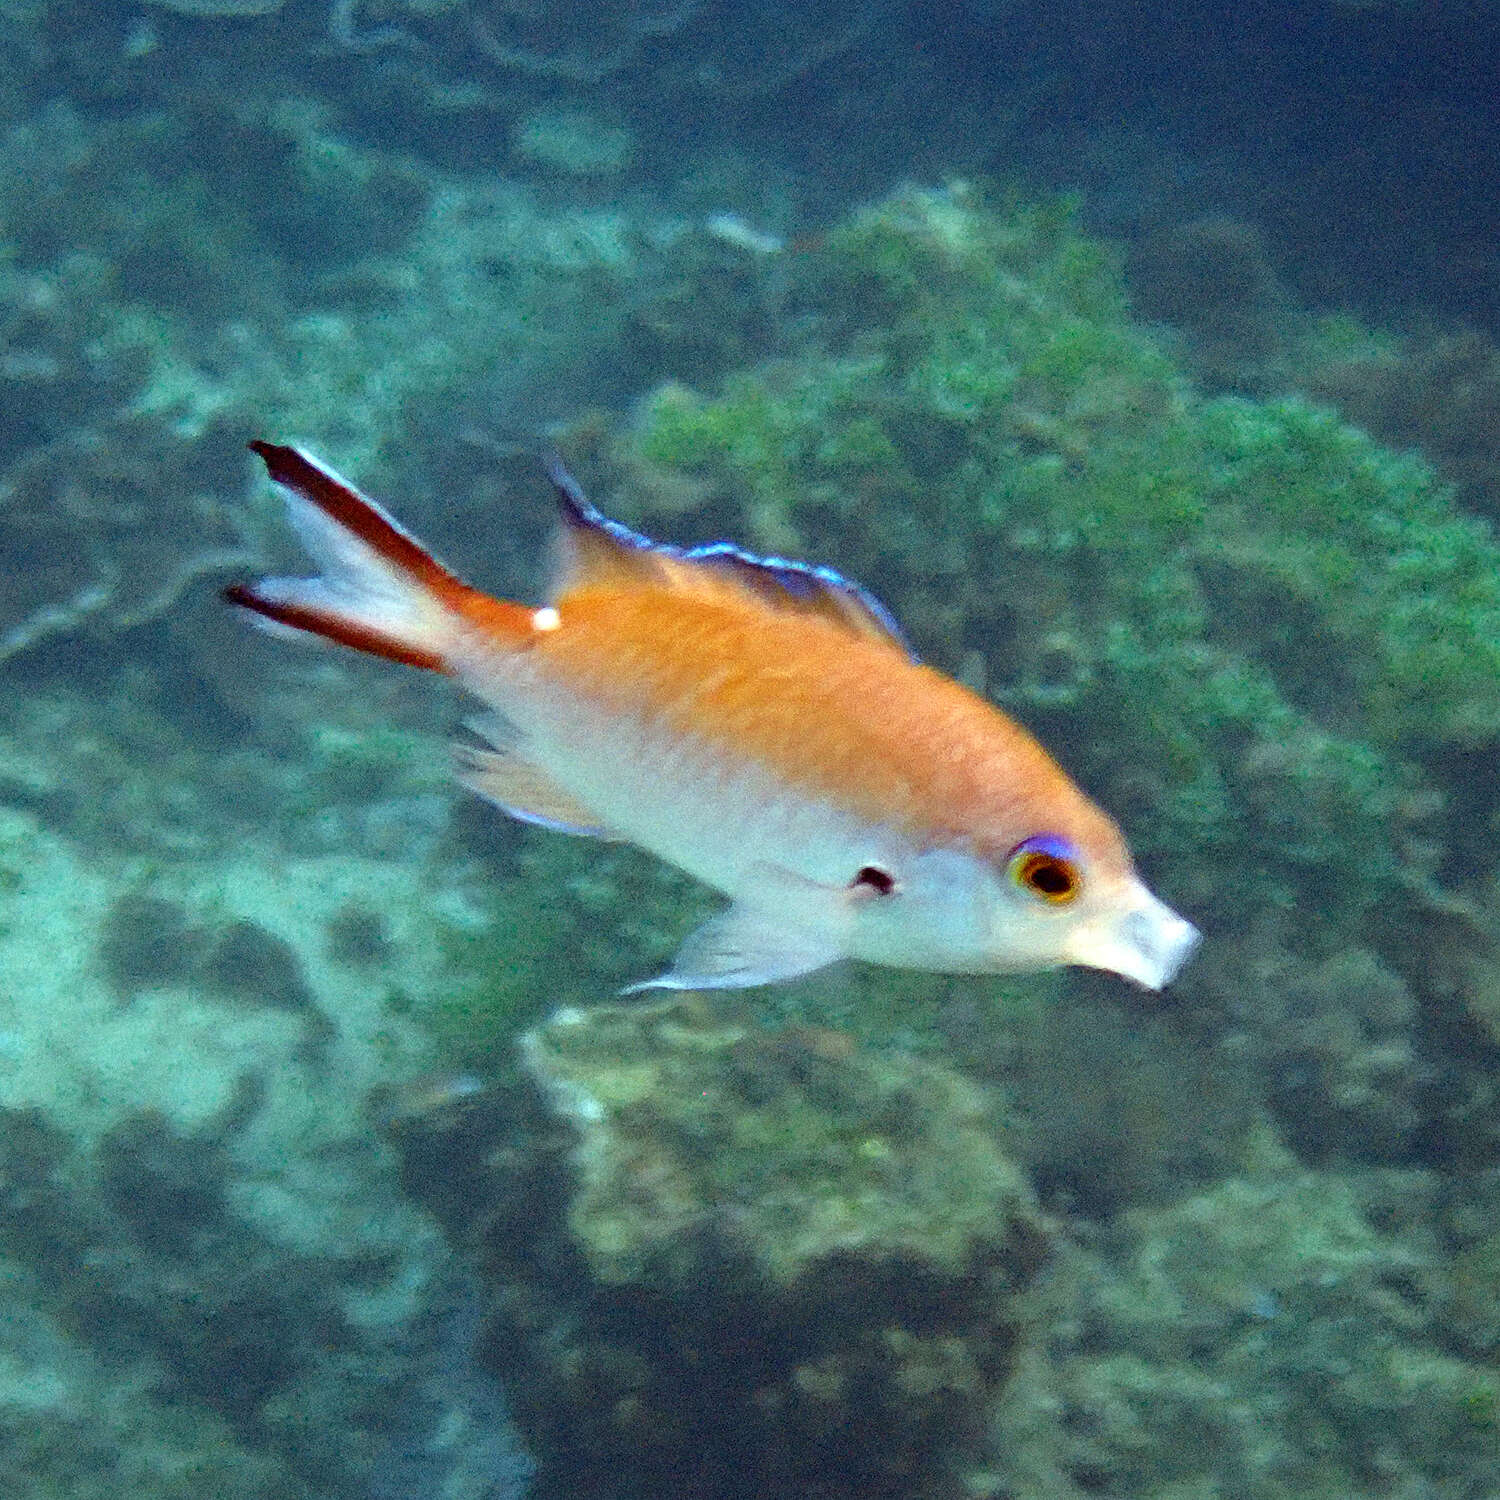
248;439;353;507
223;581;260;610
223;578;447;672
247;439;462;594
248;439;305;488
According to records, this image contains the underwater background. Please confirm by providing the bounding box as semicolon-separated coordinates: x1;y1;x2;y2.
3;1;1500;1495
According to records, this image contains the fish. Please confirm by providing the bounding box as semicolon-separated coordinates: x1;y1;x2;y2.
225;441;1199;992
703;211;786;256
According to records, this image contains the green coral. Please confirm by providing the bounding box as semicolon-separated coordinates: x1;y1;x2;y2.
620;182;1500;950
1016;1164;1500;1500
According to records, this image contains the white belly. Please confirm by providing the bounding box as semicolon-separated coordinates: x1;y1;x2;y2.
454;652;997;976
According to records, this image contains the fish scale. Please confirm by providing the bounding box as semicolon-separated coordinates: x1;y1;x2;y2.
513;582;1109;861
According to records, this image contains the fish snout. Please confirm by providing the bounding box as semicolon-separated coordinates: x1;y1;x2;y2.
1063;886;1200;990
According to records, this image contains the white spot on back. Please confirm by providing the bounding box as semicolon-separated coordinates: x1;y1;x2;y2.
532;606;561;632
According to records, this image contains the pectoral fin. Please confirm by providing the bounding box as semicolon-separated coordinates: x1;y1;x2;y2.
623;903;844;993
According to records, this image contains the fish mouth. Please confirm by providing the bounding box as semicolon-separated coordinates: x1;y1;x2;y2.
1062;886;1201;990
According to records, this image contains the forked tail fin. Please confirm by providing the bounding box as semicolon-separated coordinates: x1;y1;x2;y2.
226;442;520;671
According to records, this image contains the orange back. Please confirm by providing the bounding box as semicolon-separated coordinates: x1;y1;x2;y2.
524;580;1128;869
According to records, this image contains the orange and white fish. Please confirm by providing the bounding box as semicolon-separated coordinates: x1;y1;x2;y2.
226;442;1199;992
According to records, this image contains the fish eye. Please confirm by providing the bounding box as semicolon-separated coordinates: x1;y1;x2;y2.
1006;835;1081;905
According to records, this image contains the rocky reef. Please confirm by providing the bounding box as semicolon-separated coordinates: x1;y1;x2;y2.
396;996;1051;1499
4;158;1500;1497
0;804;533;1498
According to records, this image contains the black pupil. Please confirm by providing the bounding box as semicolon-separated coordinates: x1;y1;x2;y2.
1029;858;1073;896
854;865;896;895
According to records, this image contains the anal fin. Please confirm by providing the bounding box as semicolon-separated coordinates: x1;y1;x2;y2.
454;744;618;839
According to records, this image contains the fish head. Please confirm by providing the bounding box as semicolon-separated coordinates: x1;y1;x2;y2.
842;824;1197;990
986;829;1200;989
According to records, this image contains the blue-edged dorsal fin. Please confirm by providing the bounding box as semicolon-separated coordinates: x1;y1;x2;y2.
541;455;916;660
544;454;669;596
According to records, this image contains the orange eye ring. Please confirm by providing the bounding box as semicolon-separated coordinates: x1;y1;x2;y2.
1008;846;1081;904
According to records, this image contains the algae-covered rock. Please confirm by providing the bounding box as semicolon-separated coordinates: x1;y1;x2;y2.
1013;1159;1500;1500
1260;948;1420;1163
411;997;1050;1500
0;806;527;1497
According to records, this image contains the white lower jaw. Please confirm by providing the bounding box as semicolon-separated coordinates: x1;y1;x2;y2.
1064;888;1201;990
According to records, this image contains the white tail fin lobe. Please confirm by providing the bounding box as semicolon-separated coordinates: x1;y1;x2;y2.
227;442;475;671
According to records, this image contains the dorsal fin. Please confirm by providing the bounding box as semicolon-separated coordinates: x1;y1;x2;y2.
542;456;916;660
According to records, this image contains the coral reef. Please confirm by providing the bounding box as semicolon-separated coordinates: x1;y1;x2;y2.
401;996;1051;1499
1005;992;1259;1213
1013;1157;1500;1500
606;182;1500;998
1125;213;1293;384
0;804;531;1496
510;107;636;176
4;6;1500;1491
143;0;282;12
1293;321;1500;521
1257;947;1420;1164
0;88;657;683
129;0;894;104
471;0;704;84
